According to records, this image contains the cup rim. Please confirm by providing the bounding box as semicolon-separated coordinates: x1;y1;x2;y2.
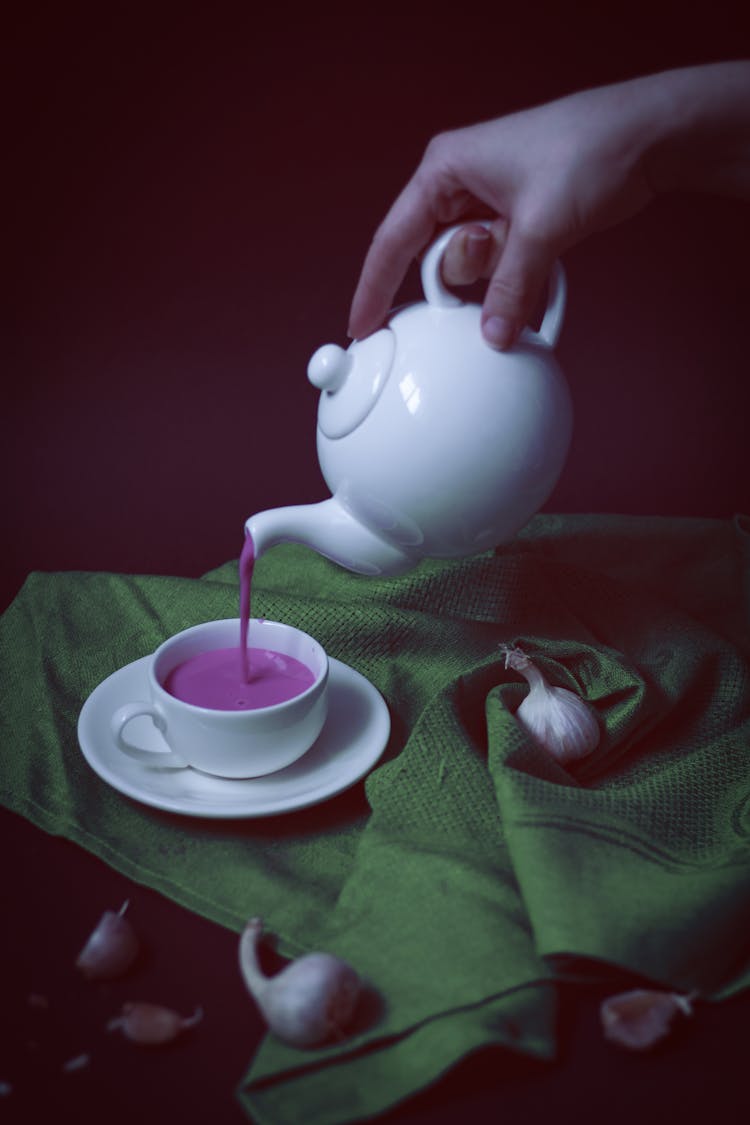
149;618;329;717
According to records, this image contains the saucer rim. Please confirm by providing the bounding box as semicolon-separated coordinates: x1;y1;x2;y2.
77;655;390;818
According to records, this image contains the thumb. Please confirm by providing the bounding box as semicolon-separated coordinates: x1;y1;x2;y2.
480;227;555;350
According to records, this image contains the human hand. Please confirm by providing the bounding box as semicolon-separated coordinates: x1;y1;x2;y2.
348;81;661;349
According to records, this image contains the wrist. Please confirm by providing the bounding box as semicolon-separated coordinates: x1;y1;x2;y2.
639;61;750;198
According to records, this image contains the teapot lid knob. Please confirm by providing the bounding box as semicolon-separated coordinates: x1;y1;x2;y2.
308;344;352;391
309;329;396;439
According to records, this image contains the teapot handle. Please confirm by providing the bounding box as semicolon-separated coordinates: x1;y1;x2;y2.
420;221;566;348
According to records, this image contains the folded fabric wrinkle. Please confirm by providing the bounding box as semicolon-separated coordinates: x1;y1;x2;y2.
1;514;748;1125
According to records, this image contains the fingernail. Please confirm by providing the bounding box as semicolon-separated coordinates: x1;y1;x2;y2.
465;227;491;266
483;316;514;350
465;225;490;245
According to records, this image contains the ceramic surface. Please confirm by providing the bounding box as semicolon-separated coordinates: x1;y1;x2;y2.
78;656;390;817
247;222;573;575
111;618;328;778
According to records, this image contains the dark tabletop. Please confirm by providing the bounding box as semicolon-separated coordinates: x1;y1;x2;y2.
3;4;750;1123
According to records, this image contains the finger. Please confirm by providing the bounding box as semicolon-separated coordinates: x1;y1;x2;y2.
441;218;507;286
348;181;439;339
480;226;555;350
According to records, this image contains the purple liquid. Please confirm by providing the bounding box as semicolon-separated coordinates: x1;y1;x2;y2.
161;528;317;706
239;531;256;681
164;646;315;710
162;532;315;711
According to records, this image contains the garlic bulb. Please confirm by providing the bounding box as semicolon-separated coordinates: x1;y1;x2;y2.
76;900;140;980
600;988;695;1050
107;1002;203;1045
502;646;599;763
239;917;361;1048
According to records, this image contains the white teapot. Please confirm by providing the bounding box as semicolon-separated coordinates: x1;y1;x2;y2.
246;223;572;575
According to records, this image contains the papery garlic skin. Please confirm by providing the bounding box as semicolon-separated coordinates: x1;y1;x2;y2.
76;900;140;980
517;684;599;763
503;647;599;763
600;988;695;1050
107;1002;203;1045
239;917;361;1048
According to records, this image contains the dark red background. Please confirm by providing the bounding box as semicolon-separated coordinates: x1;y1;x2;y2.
3;4;749;1124
4;2;750;613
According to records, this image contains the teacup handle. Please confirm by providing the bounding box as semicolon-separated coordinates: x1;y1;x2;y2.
111;702;189;769
420;221;566;348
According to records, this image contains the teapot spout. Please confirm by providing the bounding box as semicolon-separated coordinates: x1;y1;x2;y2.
245;498;415;577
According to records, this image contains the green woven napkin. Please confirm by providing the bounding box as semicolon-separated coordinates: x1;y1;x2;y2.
1;514;749;1125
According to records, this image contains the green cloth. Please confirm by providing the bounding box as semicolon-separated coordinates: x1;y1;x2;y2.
1;513;749;1124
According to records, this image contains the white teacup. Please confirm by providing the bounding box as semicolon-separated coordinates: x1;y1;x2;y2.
111;618;329;778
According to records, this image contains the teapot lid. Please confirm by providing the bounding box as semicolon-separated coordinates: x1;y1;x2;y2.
308;328;395;439
308;222;566;440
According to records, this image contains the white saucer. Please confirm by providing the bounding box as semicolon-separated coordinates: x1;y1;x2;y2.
77;656;390;818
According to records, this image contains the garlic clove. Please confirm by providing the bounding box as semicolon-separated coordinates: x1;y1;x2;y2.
600;988;695;1050
76;900;140;980
107;1002;203;1046
239;917;361;1048
502;646;599;763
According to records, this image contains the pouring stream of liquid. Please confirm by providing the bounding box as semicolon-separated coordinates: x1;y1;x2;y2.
239;532;256;683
